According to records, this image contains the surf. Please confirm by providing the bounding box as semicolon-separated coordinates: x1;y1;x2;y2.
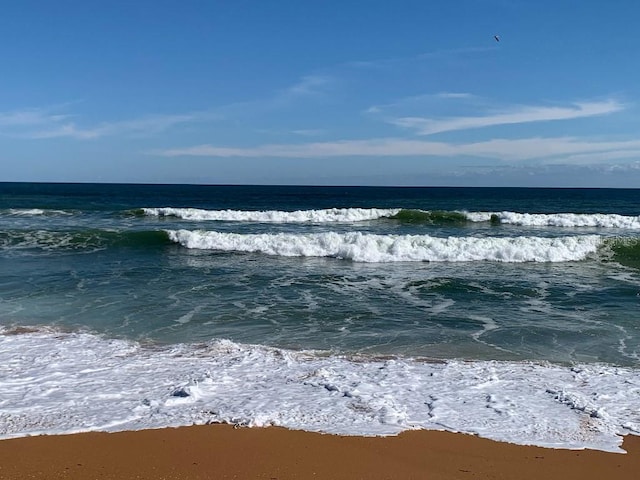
1;326;638;452
166;230;603;263
467;211;640;229
142;207;401;223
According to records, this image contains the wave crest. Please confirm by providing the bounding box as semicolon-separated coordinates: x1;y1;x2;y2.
1;208;73;217
143;207;400;223
167;230;602;263
467;212;640;229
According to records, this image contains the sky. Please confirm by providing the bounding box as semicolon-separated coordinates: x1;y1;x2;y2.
2;0;640;187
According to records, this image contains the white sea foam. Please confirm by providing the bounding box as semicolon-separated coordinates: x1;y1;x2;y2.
1;328;639;452
466;211;640;229
8;208;45;215
166;230;602;263
144;207;400;223
144;208;640;229
4;208;72;216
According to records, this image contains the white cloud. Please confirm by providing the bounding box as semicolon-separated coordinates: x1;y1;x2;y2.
0;107;218;140
209;74;336;119
291;129;325;136
153;139;456;158
365;92;474;116
103;113;215;137
457;137;640;161
435;92;474;99
0;73;330;141
26;123;103;140
391;99;625;135
559;149;640;165
152;136;640;164
348;46;497;70
283;75;332;97
0;108;74;128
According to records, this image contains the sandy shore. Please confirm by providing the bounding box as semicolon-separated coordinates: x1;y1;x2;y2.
1;426;639;479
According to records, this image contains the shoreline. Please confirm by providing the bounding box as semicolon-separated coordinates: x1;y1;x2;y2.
1;426;639;479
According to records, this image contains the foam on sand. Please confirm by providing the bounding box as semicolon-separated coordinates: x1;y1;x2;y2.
1;327;639;452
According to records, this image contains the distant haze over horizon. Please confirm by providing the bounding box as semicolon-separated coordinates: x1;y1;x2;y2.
3;182;640;191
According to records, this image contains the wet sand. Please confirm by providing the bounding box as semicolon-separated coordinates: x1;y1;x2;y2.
1;425;639;479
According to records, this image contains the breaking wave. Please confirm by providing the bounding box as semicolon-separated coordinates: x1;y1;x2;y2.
140;207;640;230
3;226;638;266
141;207;401;223
166;230;603;263
0;208;74;217
467;211;640;229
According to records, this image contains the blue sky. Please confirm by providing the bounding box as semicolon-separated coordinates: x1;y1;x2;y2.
2;0;640;186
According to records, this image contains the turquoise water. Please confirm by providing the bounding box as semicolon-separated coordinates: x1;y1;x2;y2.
2;182;639;365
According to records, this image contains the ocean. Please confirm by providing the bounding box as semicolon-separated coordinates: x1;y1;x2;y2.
1;182;639;452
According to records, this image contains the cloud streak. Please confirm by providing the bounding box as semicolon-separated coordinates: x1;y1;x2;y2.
0;74;331;141
152;135;640;164
283;75;332;97
365;92;475;115
347;46;498;70
0;108;74;128
0;107;218;140
391;99;625;135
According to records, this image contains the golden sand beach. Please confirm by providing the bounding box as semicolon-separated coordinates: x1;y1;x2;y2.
1;425;639;479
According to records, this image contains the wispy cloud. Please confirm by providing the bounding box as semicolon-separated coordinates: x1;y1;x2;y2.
435;92;474;99
291;129;326;136
0;108;73;128
0;107;218;140
454;136;640;161
365;92;475;115
559;149;640;165
348;46;497;70
27;123;101;140
0;74;333;141
152;135;640;164
265;75;335;110
153;139;458;158
391;99;625;135
208;74;336;120
283;75;332;97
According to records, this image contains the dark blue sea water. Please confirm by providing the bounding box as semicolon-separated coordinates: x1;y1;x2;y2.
1;182;640;451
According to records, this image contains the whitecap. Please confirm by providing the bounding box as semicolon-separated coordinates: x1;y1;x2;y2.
143;207;400;223
166;230;602;263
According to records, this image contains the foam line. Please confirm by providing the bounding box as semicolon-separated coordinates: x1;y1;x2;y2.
1;328;638;452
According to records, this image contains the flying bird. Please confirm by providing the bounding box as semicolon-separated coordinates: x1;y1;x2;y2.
494;35;500;42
